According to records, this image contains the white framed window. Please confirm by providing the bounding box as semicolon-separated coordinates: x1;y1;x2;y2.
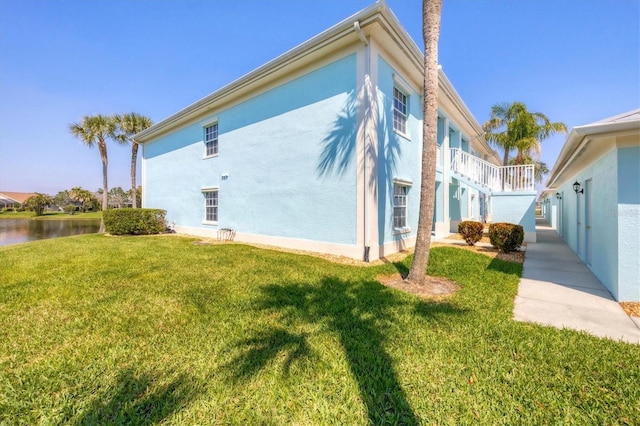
204;123;218;157
393;184;408;229
393;87;408;135
203;190;218;223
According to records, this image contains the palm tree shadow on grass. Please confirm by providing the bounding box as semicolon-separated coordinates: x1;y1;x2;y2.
225;276;466;425
74;369;192;425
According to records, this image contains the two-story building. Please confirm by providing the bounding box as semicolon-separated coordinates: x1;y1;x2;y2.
135;2;536;261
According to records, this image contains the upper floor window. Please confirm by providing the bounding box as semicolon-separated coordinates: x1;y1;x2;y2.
204;123;218;157
393;87;408;135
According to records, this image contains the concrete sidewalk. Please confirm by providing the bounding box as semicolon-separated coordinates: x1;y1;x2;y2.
514;219;640;344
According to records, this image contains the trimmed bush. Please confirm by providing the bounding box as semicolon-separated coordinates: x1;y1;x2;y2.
488;222;524;253
103;208;167;235
458;221;484;246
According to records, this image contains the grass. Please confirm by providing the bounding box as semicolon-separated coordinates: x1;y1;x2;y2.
0;211;102;220
1;235;638;424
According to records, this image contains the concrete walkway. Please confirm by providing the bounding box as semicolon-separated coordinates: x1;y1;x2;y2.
514;219;640;344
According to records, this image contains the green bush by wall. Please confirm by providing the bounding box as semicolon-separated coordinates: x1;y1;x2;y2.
103;208;167;235
458;221;484;246
488;222;524;253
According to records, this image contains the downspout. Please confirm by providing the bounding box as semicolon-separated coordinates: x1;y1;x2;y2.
354;21;371;262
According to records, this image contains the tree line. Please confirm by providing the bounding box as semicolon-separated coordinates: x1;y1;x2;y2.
16;186;142;217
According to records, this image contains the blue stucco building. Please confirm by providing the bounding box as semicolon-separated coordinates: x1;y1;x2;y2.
135;3;536;261
540;109;640;302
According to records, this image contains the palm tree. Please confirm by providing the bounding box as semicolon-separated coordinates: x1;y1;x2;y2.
114;113;153;209
510;155;549;183
69;115;116;232
406;0;443;285
483;102;566;166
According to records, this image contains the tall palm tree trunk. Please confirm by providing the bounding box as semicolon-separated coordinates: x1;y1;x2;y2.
99;142;108;233
406;0;442;285
130;142;138;208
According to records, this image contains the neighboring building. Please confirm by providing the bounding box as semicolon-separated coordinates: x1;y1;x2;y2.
135;3;536;261
0;192;37;209
541;109;640;302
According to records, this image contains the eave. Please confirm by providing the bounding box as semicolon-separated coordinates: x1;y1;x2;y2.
545;114;640;189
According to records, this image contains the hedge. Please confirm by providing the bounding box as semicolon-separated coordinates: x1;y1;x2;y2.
457;221;484;246
103;208;167;235
488;222;524;253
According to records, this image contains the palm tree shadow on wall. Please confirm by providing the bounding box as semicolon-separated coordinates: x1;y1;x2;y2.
223;276;465;424
317;77;402;211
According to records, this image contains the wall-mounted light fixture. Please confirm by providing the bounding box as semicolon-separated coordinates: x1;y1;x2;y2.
555;192;562;200
573;181;583;194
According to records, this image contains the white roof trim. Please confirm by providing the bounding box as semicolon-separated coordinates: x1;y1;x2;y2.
545;110;640;188
133;0;498;171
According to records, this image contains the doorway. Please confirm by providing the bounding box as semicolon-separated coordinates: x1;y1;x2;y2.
585;179;592;265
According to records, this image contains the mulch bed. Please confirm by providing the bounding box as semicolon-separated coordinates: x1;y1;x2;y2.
377;273;461;299
620;302;640;318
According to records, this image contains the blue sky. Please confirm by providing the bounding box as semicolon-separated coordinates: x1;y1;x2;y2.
1;0;638;195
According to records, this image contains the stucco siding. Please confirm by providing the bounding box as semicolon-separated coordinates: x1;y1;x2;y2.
376;57;422;245
490;192;537;242
144;54;359;245
557;149;619;298
617;146;640;301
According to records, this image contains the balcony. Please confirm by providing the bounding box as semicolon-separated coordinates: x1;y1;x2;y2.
450;148;534;193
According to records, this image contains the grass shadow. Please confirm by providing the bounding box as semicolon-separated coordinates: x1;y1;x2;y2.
486;256;523;276
225;327;312;381
226;275;466;424
74;369;192;425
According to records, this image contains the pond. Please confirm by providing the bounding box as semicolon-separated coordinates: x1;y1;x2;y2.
0;219;102;246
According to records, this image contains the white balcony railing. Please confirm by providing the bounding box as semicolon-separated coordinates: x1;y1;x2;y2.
450;148;534;192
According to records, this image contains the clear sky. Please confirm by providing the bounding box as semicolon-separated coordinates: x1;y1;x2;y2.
1;0;638;195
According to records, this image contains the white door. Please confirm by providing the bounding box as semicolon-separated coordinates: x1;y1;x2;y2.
576;191;582;258
585;179;592;265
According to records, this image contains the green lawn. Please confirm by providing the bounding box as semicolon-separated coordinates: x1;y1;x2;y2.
0;211;102;220
1;235;638;424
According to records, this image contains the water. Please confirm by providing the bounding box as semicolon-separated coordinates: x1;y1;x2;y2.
0;219;102;246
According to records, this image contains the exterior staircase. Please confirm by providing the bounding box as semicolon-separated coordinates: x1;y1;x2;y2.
450;148;535;193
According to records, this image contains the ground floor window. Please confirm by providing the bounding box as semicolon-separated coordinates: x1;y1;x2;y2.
393;184;408;229
204;190;218;222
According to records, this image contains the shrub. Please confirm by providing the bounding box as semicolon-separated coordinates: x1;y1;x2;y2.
488;222;524;253
458;221;484;246
64;204;77;215
103;208;167;235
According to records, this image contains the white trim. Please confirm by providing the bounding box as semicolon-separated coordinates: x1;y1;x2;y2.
201;116;219;126
379;235;416;258
393;73;413;95
201;186;219;192
173;225;363;260
393;129;412;141
392;177;413;186
393;227;411;235
134;2;390;143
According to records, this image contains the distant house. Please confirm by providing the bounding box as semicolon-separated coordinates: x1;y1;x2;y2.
0;192;37;209
135;3;536;261
541;109;640;302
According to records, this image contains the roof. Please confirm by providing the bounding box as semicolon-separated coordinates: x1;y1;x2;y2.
545;108;640;189
133;2;498;162
591;109;640;125
0;192;38;203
